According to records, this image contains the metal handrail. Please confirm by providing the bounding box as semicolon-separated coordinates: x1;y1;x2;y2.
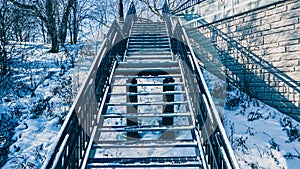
41;3;137;169
171;0;206;15
163;2;239;169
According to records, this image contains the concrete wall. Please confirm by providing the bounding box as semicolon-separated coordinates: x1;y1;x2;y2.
181;0;300;121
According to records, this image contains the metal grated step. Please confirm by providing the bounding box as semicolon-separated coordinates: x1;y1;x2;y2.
128;41;170;45
98;125;194;132
105;101;187;106
92;140;197;148
117;61;178;68
102;112;190;118
109;91;186;96
125;55;172;60
110;83;183;87
112;74;182;79
87;156;202;168
114;67;180;75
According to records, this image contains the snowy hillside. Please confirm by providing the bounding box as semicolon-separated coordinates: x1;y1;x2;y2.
202;69;300;169
0;42;97;168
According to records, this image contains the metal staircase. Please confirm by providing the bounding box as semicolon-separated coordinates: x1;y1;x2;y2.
42;2;239;169
86;21;203;168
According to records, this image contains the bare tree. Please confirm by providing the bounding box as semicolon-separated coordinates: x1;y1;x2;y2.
8;0;77;53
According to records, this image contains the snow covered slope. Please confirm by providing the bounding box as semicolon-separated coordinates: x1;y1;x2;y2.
202;69;300;169
0;42;96;168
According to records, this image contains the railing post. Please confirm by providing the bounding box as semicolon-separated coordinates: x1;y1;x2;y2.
162;1;173;36
119;0;124;21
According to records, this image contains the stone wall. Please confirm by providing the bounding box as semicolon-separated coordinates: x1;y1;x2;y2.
185;0;300;121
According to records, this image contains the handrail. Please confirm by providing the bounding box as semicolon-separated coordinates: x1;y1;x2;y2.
171;0;206;15
162;2;173;36
163;2;239;169
41;3;137;169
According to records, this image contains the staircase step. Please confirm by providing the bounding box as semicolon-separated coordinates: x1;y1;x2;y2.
131;32;167;35
130;36;169;39
131;29;167;31
117;61;178;68
125;55;172;60
127;51;171;54
105;101;187;106
98;125;194;132
128;44;170;48
129;41;169;45
96;138;194;143
125;57;172;61
127;47;171;53
114;67;180;75
113;74;182;79
102;112;190;118
87;156;202;168
133;23;165;26
111;83;183;87
109;91;185;96
92;140;197;148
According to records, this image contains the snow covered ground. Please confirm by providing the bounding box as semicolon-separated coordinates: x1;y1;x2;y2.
202;69;300;169
0;42;96;168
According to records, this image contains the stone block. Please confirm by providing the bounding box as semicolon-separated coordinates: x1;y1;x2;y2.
266;8;278;16
264;54;282;62
262;15;281;24
278;39;299;46
263;25;295;36
287;0;300;10
284;52;300;60
265;46;286;55
256;24;271;32
271;18;298;29
295;66;300;71
272;60;296;68
264;30;300;44
281;8;300;19
234;18;244;25
286;44;300;52
275;5;287;13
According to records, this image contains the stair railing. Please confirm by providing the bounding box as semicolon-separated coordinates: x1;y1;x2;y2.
41;3;137;169
171;0;206;15
163;2;239;169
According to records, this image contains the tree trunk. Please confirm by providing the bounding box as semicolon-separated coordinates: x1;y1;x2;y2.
59;0;75;45
72;0;78;44
0;0;8;75
48;25;59;52
41;20;46;43
46;0;59;53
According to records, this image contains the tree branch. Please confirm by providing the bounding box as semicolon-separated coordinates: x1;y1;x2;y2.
8;0;47;24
